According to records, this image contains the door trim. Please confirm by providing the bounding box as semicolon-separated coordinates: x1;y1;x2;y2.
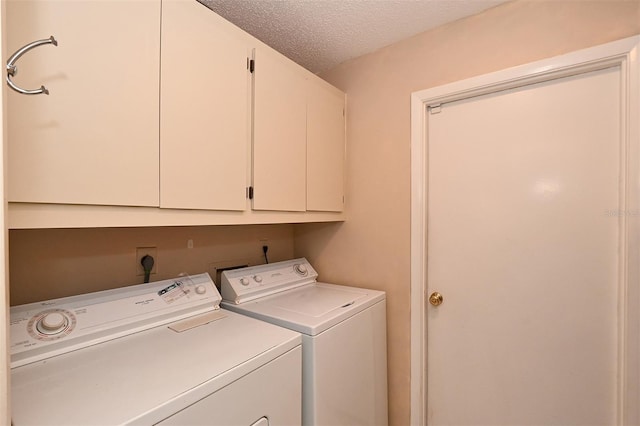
410;35;640;425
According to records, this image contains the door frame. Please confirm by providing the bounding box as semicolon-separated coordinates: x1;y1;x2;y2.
410;35;640;425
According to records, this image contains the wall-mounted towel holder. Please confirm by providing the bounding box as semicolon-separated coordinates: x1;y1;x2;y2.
6;36;58;95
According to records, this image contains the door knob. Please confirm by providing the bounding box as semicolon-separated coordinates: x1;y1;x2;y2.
429;292;443;306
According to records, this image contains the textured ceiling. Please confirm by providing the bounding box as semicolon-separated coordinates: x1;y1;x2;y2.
199;0;509;74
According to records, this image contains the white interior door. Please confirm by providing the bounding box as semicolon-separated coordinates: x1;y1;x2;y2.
426;66;621;425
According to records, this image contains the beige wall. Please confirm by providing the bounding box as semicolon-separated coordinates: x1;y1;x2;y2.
1;0;9;422
10;224;294;305
293;1;640;424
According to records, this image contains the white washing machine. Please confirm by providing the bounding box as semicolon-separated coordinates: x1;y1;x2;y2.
221;258;388;426
10;273;302;425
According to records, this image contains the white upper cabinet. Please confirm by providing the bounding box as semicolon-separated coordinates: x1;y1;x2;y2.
6;0;160;207
252;47;308;212
5;1;347;228
252;47;346;213
160;0;250;211
306;78;345;212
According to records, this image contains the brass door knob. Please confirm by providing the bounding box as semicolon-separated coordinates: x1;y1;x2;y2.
429;292;443;306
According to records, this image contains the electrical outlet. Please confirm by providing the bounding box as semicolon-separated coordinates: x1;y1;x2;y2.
259;238;268;255
259;238;270;263
136;247;158;276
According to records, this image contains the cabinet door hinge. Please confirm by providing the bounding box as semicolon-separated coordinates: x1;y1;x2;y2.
247;186;254;199
248;59;255;74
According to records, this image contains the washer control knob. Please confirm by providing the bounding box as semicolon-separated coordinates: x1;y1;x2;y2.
294;264;308;276
253;275;263;283
195;285;207;295
37;312;67;334
240;277;250;286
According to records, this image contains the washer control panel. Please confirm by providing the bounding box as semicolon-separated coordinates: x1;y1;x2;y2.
221;258;318;304
10;273;221;368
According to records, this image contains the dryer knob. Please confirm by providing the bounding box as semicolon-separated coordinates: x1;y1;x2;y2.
294;264;308;276
37;312;67;334
195;285;206;295
253;275;263;283
240;277;250;286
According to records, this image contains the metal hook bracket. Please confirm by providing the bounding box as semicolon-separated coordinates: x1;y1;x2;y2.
6;35;58;95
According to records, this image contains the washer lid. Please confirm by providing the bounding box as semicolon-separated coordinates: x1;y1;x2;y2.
269;285;368;317
222;283;386;336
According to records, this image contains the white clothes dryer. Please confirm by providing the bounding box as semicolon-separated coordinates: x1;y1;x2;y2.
221;258;388;426
10;273;302;425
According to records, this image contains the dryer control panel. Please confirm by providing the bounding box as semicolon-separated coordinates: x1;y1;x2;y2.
10;273;221;368
221;258;318;304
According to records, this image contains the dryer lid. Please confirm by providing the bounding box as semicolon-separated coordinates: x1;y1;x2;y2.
10;273;222;368
11;310;301;425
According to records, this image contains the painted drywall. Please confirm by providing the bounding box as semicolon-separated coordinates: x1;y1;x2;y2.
9;224;294;305
293;1;640;424
1;0;9;421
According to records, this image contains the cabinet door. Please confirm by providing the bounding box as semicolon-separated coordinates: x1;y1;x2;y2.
160;0;250;211
6;1;160;206
253;47;307;212
307;78;345;212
